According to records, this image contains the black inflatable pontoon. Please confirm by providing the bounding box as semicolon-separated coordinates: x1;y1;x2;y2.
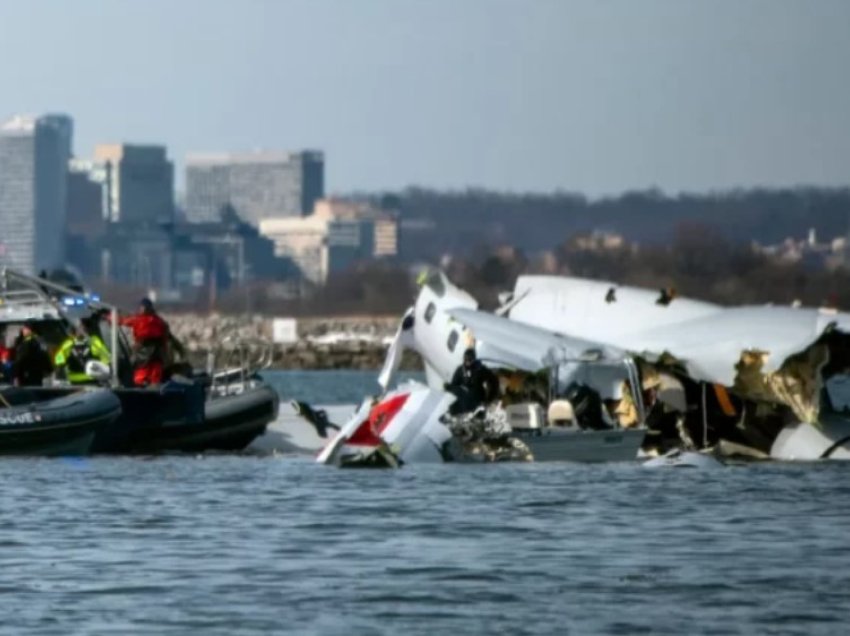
88;379;279;454
0;388;122;456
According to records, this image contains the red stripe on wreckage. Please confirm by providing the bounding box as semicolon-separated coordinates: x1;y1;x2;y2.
345;393;411;447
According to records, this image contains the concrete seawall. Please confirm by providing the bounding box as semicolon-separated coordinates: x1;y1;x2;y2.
166;314;422;370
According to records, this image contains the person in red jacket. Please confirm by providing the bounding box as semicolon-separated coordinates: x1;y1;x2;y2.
120;298;170;386
0;326;13;383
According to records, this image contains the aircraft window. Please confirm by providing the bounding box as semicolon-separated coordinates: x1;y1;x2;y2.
447;330;459;352
424;302;436;324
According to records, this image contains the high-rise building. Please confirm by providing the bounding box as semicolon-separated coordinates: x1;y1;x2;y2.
66;159;108;237
185;150;324;224
94;144;174;224
0;114;72;274
65;159;109;278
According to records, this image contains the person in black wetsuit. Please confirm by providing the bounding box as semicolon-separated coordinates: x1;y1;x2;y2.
12;321;52;387
444;348;500;415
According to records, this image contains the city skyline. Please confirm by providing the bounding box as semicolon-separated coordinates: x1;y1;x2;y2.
2;0;849;196
0;110;339;287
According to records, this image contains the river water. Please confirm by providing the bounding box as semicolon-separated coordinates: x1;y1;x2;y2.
1;370;849;635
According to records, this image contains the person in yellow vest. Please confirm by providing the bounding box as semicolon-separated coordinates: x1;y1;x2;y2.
54;323;111;385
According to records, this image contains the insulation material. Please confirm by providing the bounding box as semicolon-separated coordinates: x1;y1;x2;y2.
734;344;830;424
613;383;640;428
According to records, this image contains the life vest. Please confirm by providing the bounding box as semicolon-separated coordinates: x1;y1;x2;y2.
54;335;111;383
121;313;169;366
122;314;168;342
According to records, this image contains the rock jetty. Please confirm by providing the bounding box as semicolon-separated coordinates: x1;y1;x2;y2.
166;314;422;370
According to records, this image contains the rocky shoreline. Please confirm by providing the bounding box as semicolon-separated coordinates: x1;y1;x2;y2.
166;314;422;370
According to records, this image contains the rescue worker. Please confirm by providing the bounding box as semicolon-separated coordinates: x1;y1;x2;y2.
53;324;111;384
444;347;500;415
119;298;171;387
12;321;52;387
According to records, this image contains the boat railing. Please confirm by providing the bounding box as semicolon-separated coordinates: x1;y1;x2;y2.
0;287;57;309
207;335;274;395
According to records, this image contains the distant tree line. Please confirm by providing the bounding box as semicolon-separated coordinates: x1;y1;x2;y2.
443;223;850;311
199;226;850;315
367;186;850;262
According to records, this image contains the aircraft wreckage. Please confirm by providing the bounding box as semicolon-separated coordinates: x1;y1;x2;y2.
297;271;850;467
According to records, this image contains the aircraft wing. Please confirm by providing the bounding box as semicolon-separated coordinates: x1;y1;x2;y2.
447;307;627;372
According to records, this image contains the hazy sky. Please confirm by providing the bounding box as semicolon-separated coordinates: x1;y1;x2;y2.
1;0;848;195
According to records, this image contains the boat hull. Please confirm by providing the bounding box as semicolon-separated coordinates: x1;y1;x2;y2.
134;383;281;454
0;389;121;456
92;382;279;454
2;380;279;455
513;427;645;462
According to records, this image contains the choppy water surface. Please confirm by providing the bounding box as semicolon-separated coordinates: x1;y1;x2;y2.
2;371;849;635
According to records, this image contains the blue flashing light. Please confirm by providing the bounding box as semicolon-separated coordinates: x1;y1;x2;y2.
61;296;88;307
88;293;101;302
